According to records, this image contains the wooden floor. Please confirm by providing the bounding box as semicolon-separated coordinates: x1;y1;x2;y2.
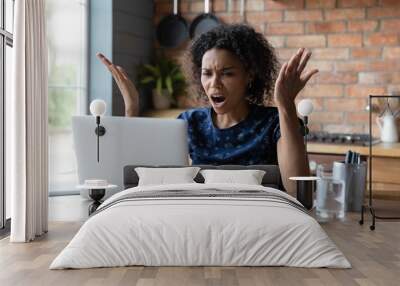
1;203;400;286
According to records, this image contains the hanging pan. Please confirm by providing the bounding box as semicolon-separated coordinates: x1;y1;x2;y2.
240;0;246;23
156;0;189;48
189;0;221;39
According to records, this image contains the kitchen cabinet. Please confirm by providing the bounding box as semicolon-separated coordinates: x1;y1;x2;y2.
308;142;400;200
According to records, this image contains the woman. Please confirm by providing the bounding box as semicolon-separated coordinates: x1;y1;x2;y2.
96;24;318;195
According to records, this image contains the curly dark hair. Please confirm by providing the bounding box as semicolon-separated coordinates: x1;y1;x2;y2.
182;24;279;105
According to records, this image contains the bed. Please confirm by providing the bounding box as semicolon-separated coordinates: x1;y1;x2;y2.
50;165;351;269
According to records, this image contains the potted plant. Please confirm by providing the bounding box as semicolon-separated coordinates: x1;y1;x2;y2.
137;55;186;110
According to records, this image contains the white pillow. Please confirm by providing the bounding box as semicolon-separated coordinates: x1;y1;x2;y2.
135;167;201;186
200;169;266;185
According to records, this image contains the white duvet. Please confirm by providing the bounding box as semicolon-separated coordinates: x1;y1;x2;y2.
50;183;351;269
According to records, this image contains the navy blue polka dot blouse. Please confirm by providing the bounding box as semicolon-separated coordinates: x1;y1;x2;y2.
177;104;283;165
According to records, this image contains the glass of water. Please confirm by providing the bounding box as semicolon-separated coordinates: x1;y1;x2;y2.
315;163;346;222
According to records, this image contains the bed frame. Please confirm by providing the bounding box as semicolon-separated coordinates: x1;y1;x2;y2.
123;165;284;190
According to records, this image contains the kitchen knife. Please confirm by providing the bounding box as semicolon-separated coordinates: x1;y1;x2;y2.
347;150;354;164
345;150;351;164
352;152;360;164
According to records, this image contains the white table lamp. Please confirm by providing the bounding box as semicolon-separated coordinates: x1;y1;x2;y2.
297;99;314;147
89;99;107;162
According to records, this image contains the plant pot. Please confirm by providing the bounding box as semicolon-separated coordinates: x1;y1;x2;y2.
152;89;171;110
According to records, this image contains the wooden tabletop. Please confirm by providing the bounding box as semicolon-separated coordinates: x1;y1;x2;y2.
143;109;400;158
307;142;400;158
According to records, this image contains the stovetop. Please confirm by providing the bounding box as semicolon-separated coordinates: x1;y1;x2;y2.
307;132;380;146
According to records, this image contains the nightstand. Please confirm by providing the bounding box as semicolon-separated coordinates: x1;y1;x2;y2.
77;184;118;215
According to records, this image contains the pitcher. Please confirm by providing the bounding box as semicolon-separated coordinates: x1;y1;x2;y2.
376;114;398;143
316;164;346;222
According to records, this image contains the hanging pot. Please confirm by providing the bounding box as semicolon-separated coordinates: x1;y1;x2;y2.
156;0;189;48
189;0;221;39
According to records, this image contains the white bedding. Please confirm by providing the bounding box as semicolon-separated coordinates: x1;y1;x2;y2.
50;183;351;269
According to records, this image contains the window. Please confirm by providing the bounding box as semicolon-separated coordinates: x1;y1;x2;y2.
1;0;14;230
46;0;88;196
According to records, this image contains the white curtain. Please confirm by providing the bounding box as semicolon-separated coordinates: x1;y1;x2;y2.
9;0;48;242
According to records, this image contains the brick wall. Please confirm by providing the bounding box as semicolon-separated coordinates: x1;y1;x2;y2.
154;0;400;134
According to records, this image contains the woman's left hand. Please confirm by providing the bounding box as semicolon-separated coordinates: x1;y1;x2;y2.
274;48;318;110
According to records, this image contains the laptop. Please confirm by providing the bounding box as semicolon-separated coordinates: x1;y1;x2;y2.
72;115;189;198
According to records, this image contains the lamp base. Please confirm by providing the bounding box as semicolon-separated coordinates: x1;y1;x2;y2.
95;125;106;136
296;180;315;210
88;188;106;215
289;177;318;210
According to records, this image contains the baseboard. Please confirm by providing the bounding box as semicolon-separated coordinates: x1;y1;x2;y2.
0;218;11;239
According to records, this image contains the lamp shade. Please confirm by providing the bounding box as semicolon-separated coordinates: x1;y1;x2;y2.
297;99;314;117
90;99;107;116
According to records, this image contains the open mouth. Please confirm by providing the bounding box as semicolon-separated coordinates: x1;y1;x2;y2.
210;95;226;105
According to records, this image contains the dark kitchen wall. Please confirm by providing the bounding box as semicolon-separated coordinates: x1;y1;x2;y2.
90;0;154;116
154;0;400;135
112;0;154;115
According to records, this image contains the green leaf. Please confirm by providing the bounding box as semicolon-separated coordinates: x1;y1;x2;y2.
144;64;160;76
170;66;178;75
156;77;162;95
172;73;184;81
165;76;173;95
136;54;188;102
140;76;155;84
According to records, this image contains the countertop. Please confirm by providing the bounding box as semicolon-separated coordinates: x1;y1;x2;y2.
307;142;400;158
143;108;400;158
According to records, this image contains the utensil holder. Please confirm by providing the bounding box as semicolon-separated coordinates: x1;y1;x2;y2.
333;161;367;212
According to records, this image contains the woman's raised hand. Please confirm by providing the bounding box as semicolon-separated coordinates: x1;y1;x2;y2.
274;48;318;110
96;52;139;117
